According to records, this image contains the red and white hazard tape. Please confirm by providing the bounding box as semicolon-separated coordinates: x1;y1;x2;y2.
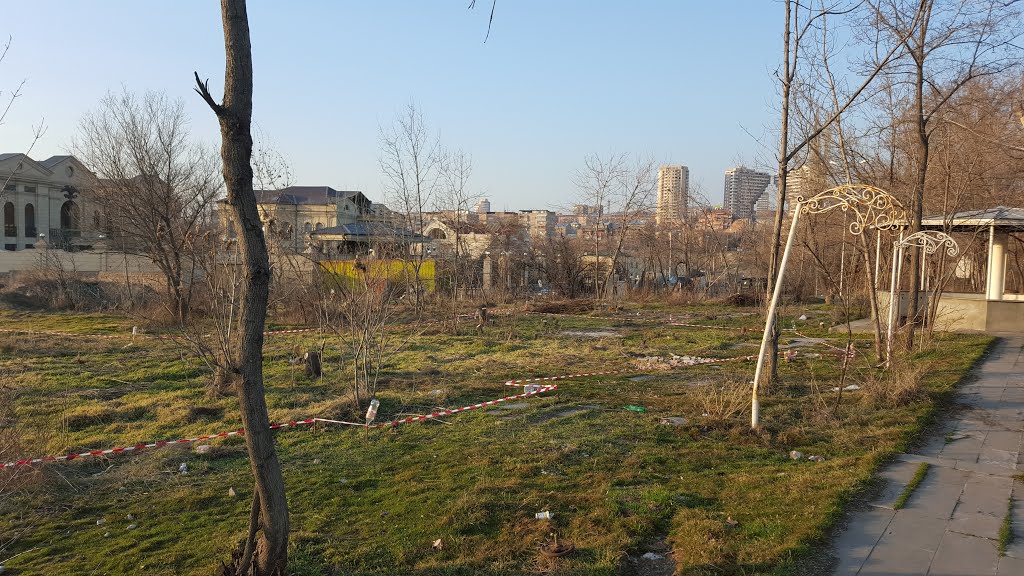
262;327;320;336
504;370;623;386
0;385;558;470
0;328;126;340
0;419;316;470
372;384;555;427
669;322;746;331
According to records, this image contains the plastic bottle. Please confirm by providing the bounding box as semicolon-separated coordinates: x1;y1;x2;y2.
365;398;380;424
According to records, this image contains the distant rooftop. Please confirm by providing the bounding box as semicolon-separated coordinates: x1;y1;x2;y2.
254;186;365;206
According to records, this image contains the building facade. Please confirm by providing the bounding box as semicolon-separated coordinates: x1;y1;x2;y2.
520;209;557;239
244;186;373;252
1;154;95;251
655;165;689;226
723;166;771;221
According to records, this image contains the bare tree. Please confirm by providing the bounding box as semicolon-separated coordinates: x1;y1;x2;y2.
574;154;656;300
73;90;221;322
379;103;440;314
760;0;916;387
0;36;47;200
194;0;290;573
865;0;1023;348
435;148;479;330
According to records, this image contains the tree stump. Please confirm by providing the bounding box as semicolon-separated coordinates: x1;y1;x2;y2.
304;351;322;378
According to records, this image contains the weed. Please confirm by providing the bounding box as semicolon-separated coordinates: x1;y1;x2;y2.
893;463;930;510
999;495;1013;556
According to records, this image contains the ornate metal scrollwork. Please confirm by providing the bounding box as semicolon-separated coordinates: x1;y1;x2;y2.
796;184;908;235
894;230;959;257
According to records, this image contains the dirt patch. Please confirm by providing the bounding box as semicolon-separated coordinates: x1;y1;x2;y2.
622;540;676;576
632;354;715;370
531;407;590;424
561;330;622;338
529;300;595;315
187;405;225;423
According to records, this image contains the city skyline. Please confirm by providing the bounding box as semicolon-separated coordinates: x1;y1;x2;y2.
2;2;782;211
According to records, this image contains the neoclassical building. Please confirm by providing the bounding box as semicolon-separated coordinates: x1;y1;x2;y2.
1;153;94;251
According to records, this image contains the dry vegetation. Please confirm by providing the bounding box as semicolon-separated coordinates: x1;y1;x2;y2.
0;302;991;575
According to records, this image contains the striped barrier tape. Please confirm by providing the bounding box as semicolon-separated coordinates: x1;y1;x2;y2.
0;385;559;470
371;384;556;427
0;419;316;470
0;328;127;340
669;322;747;331
504;370;623;386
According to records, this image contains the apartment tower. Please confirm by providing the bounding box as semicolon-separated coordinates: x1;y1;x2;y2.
655;165;689;226
723;166;772;220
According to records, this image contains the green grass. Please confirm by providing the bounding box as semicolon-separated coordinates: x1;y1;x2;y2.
0;304;993;575
999;496;1013;556
893;463;930;510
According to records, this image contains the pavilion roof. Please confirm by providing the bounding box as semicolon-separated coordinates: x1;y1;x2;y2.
920;206;1024;230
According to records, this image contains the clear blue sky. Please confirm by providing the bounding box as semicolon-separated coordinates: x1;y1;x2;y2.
3;1;783;208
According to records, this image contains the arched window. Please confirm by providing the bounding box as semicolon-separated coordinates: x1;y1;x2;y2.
428;228;447;240
24;204;35;237
315;222;324;230
60;200;80;231
303;221;312;234
93;210;101;230
3;202;14;237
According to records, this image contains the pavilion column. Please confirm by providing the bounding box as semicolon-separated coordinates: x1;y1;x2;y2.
986;225;1007;301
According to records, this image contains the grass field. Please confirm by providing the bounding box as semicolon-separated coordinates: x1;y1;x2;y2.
0;303;992;575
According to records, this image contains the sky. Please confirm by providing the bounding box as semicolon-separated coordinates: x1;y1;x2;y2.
2;1;784;209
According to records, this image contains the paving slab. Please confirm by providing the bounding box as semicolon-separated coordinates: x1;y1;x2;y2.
927;531;998;576
871;460;926;509
831;507;895;575
831;336;1023;576
859;540;935;575
996;554;1024;575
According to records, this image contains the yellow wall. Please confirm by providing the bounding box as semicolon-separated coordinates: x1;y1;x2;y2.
319;259;435;291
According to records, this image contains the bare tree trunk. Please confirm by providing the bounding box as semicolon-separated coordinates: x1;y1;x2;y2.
906;40;928;350
765;0;794;389
195;1;289;574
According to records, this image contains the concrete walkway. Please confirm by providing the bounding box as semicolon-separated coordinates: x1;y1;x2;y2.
831;336;1024;576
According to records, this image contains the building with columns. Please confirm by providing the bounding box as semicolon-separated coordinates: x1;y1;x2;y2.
1;154;95;251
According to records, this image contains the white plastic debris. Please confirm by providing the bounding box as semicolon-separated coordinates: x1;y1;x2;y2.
432;538;443;550
789;450;804;460
194;444;212;455
178;462;188;474
228;487;237;498
808;455;826;462
535;511;553;520
798;314;808;321
365;398;380;424
313;459;321;464
96;518;106;526
641;552;664;560
126;514;135;521
127;524;138;530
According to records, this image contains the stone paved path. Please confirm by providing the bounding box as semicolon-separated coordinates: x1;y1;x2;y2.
831;336;1024;576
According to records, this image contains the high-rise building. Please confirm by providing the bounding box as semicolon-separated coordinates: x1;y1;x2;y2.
655;165;689;226
785;164;827;214
723;166;772;220
473;198;491;214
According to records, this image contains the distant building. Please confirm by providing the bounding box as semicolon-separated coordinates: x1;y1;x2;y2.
785;164;827;214
1;153;95;251
655;165;689;226
723;166;771;220
244;186;374;252
473;198;491;214
520;209;557;239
